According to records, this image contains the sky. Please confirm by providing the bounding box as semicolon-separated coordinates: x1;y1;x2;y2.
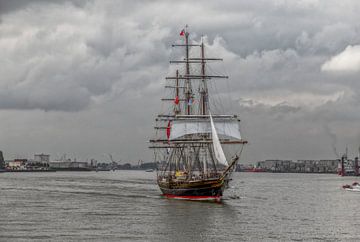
1;0;360;163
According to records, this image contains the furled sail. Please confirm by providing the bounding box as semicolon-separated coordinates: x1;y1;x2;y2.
169;119;241;140
210;113;228;166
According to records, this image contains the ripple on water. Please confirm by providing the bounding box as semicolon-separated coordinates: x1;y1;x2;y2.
1;171;360;241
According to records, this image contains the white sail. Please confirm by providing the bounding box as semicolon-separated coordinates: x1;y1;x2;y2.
210;113;228;166
170;119;241;140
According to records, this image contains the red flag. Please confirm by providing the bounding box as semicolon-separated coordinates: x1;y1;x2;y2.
166;120;171;140
174;96;179;105
180;29;185;36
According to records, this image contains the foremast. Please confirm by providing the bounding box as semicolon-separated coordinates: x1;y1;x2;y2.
150;27;247;181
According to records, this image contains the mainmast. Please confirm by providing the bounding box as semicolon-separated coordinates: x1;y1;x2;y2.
200;40;207;115
184;28;192;115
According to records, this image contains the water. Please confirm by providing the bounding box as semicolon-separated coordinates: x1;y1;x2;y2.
0;171;359;241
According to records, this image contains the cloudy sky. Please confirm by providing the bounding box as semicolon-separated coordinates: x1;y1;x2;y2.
1;0;360;163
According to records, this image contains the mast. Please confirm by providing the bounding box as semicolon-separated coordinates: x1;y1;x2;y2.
184;28;192;115
176;70;179;100
200;40;207;115
200;39;207;174
175;70;180;115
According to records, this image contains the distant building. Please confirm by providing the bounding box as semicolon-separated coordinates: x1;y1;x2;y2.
257;160;292;172
90;159;97;168
256;159;338;173
139;162;157;170
121;163;132;169
34;154;50;164
49;160;90;170
8;159;27;170
0;151;4;169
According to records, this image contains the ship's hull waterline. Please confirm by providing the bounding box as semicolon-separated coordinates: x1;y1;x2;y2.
158;178;227;201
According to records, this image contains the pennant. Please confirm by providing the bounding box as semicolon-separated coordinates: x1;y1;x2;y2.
174;96;179;105
180;29;185;36
166;120;171;140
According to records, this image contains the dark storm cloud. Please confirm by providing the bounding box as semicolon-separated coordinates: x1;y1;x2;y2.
0;0;88;15
0;1;171;112
2;0;360;113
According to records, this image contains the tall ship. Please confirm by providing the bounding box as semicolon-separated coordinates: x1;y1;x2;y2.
149;27;247;201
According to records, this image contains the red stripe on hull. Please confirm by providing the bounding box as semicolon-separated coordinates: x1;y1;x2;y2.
163;194;221;201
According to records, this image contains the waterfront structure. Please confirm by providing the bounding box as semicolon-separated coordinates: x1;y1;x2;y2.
0;151;4;170
338;154;359;176
7;159;28;170
34;154;50;164
256;159;338;173
90;159;98;168
49;160;91;171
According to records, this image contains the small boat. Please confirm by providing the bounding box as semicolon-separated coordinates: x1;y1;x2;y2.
243;167;265;172
342;182;360;191
146;169;154;172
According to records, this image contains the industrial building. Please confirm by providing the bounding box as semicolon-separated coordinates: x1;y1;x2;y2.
256;159;338;173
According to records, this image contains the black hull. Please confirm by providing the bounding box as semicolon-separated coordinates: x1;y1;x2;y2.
160;185;224;197
157;177;229;200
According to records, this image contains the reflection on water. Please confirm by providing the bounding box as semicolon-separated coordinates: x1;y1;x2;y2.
155;199;238;241
0;171;360;241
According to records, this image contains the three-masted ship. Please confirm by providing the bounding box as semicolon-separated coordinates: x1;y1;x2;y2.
149;28;247;201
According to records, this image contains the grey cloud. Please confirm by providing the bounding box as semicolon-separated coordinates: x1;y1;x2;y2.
270;103;301;115
1;0;360;162
0;0;88;15
0;2;171;112
238;98;301;115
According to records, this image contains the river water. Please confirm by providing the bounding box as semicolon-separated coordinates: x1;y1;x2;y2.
0;171;359;241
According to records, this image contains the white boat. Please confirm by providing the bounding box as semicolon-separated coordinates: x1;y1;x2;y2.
342;182;360;191
344;187;360;192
